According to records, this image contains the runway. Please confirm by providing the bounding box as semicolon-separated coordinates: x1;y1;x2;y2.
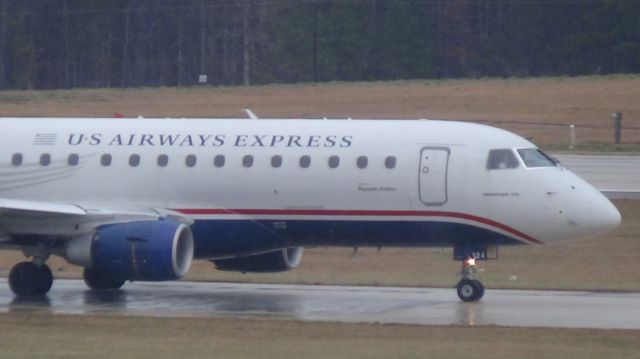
1;155;637;331
1;279;639;330
554;154;640;196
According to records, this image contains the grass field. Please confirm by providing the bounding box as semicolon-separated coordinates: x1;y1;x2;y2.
0;76;637;289
0;199;637;291
186;202;640;292
0;313;639;359
0;77;638;357
0;75;639;147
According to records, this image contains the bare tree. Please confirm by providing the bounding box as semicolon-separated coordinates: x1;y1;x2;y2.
0;0;6;89
120;2;132;87
242;0;251;86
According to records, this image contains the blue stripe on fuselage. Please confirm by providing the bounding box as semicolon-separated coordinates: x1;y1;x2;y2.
190;219;523;260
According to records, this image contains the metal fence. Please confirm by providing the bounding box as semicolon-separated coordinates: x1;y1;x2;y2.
479;120;640;149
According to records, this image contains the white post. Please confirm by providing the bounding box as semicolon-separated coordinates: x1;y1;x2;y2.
569;124;576;149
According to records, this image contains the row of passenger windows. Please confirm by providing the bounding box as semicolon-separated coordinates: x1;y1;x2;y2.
10;153;398;170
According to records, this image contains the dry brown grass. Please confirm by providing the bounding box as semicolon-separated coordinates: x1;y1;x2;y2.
0;76;639;145
0;77;637;290
0;313;638;359
185;200;640;291
0;78;638;357
0;200;637;291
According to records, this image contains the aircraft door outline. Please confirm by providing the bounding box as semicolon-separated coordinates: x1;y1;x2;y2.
418;146;450;206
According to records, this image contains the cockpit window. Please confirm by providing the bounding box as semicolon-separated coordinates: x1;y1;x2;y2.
487;149;519;170
517;149;557;168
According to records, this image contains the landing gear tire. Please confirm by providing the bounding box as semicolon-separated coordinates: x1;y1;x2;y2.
473;279;485;300
8;262;53;297
83;268;125;291
456;278;484;302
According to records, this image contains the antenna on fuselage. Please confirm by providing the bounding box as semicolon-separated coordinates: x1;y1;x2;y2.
244;109;258;120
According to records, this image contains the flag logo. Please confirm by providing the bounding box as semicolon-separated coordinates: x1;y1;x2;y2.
34;133;57;145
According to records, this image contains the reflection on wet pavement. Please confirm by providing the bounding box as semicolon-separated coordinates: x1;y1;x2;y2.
1;279;639;329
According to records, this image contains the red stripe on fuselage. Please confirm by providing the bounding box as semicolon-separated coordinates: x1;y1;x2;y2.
173;208;542;245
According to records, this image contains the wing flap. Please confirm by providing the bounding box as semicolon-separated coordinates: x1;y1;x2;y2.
0;198;86;216
0;198;194;237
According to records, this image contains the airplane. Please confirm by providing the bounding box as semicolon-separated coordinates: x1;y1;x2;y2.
0;115;621;302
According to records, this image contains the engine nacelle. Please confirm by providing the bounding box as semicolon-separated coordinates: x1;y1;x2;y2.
213;247;303;273
66;220;193;281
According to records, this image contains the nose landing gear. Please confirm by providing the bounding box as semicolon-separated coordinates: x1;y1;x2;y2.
456;257;485;302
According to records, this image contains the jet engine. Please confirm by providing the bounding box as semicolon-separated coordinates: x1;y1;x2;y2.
66;220;193;281
213;247;303;273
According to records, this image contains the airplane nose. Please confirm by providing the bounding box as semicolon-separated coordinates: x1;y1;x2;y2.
558;171;623;241
588;193;622;236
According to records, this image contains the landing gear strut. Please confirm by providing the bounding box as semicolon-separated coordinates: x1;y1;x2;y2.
8;262;53;296
456;257;485;302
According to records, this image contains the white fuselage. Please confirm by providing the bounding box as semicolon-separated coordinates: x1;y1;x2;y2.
0;118;621;259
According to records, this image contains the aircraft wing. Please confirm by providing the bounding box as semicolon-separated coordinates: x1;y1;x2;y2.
0;198;87;216
0;198;193;238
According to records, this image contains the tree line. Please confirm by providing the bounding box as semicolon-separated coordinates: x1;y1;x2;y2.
0;0;638;90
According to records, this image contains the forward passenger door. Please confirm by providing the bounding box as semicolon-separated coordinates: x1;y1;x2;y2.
418;147;450;205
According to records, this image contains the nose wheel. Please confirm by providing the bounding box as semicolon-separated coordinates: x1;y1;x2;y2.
457;278;485;302
456;257;485;302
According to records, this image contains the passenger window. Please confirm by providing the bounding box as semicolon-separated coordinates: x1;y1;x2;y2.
356;156;368;169
242;155;254;168
487;149;519;170
214;155;225;168
101;154;112;166
328;155;340;169
11;153;23;166
129;154;141;167
299;155;311;168
517;149;557;168
385;156;396;169
40;153;51;166
157;154;169;167
185;154;197;167
271;155;283;168
68;154;79;166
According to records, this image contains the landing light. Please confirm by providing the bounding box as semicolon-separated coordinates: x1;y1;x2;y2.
465;257;476;266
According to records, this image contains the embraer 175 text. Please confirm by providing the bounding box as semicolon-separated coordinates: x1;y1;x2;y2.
0;117;621;301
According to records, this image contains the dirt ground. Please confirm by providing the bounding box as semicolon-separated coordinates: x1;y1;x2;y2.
1;76;638;357
0;199;637;291
0;75;639;146
1;313;639;359
0;77;638;290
